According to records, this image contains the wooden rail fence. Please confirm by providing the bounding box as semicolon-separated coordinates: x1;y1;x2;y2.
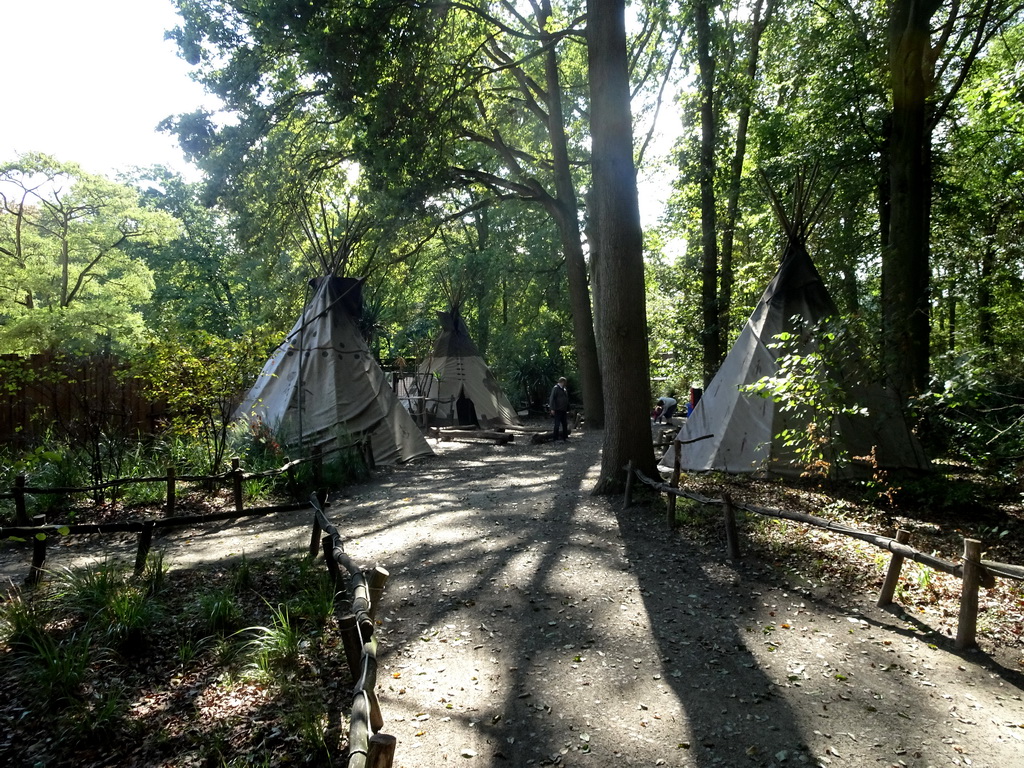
625;439;1024;652
0;438;372;526
3;457;396;765
308;493;396;768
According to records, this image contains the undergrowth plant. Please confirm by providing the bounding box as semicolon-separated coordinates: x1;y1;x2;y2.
742;315;869;480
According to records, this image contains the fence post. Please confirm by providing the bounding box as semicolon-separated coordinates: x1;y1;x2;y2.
313;445;323;487
231;457;243;513
367;566;390;619
623;461;634;509
956;538;983;650
367;733;397;768
322;535;340;586
339;614;363;682
27;514;46;586
722;492;741;560
135;521;155;575
877;529;911;607
165;466;176;518
14;473;29;525
309;512;323;558
667;441;681;529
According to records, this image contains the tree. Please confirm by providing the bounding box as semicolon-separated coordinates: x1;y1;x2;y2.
588;0;658;492
884;0;1023;398
0;153;178;354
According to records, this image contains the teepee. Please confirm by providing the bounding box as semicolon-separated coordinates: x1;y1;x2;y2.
237;276;433;466
418;297;520;429
663;170;929;478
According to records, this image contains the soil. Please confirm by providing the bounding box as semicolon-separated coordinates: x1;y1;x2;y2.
2;427;1023;768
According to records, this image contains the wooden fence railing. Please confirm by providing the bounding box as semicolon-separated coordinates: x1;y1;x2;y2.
308;493;396;768
625;440;1024;652
0;438;373;526
3;473;396;765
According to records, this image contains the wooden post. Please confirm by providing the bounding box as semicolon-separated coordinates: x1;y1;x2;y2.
312;444;323;487
364;436;375;472
135;521;155;575
367;733;397;768
722;492;741;560
367;566;390;619
956;538;983;650
165;466;176;518
231;457;243;512
309;513;323;558
339;614;363;682
667;441;682;529
623;461;634;509
877;529;912;607
14;473;28;525
92;462;104;506
322;535;340;586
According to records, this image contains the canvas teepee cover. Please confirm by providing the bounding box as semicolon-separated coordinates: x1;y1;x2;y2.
418;308;521;428
237;276;432;465
663;232;929;478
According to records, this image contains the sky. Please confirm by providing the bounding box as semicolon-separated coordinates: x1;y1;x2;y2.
0;1;674;226
0;0;211;177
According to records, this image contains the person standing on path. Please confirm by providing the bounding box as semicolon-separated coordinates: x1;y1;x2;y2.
548;376;570;442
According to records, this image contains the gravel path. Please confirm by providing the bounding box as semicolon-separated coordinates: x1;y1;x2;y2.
3;427;1023;767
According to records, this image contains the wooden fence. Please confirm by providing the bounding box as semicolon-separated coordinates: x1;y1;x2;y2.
0;439;373;527
308;493;396;768
624;440;1024;652
0;353;165;447
1;448;395;767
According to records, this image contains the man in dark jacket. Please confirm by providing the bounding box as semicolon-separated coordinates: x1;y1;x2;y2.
548;377;570;441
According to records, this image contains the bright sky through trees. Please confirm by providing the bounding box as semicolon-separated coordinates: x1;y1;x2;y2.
0;0;211;177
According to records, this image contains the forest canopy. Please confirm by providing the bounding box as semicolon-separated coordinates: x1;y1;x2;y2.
3;0;1024;472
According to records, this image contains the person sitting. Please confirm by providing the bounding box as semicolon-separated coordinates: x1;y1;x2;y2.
657;395;678;423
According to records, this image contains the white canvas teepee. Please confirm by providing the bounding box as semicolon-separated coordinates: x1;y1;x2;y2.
663;177;929;478
237;276;433;466
418;307;520;428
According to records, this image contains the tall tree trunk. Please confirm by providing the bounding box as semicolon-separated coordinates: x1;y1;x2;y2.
978;222;995;350
695;0;721;386
538;2;605;428
719;0;774;364
587;0;658;493
884;0;940;399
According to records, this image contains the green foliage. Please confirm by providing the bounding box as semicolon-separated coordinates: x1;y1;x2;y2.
0;153;179;355
742;316;869;479
199;588;243;635
243;603;302;676
918;350;1024;473
134;331;265;475
15;631;95;711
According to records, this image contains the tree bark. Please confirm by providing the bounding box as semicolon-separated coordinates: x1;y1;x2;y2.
587;0;658;493
537;2;605;428
719;0;774;367
884;0;941;398
695;0;721;386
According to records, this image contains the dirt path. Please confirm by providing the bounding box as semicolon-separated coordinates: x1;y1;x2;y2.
3;429;1023;767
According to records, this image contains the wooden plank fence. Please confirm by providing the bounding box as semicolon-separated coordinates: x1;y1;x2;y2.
626;438;1024;652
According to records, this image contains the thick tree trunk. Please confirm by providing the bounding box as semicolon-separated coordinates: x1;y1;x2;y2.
884;0;940;399
719;0;773;365
539;4;605;428
695;0;721;386
587;0;658;493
